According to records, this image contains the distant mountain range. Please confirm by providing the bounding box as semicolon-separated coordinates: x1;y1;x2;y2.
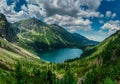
72;33;98;46
11;17;98;52
0;13;98;62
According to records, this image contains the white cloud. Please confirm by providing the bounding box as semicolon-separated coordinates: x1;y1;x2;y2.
106;11;112;17
0;0;102;22
101;20;120;34
106;11;116;18
36;0;101;16
85;34;106;41
6;11;30;22
0;0;104;32
99;20;104;24
45;14;92;31
1;0;117;41
77;10;104;18
112;13;116;18
27;4;46;18
78;30;108;41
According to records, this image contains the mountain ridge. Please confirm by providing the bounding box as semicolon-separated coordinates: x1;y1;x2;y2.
12;17;98;52
81;30;120;62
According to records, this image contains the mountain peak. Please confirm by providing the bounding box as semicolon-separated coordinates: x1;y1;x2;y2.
16;18;47;27
0;13;7;23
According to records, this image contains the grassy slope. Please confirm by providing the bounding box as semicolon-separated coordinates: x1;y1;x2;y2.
0;38;43;69
78;31;120;84
0;38;52;83
1;30;120;84
81;30;119;58
0;38;95;83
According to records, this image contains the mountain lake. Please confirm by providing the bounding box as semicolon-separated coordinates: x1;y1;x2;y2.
39;48;83;63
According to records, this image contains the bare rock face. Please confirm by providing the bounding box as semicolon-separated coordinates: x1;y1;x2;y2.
0;13;8;38
0;13;17;42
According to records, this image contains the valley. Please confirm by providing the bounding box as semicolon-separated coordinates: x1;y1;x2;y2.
0;12;120;84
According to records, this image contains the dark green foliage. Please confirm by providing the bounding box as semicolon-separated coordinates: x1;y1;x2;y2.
12;62;58;84
63;69;77;84
100;39;120;63
0;56;120;84
0;70;16;84
81;47;97;58
46;70;53;84
103;77;116;84
83;31;120;84
101;49;112;63
15;62;25;84
83;58;120;84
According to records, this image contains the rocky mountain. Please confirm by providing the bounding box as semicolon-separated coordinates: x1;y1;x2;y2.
0;13;42;71
12;18;98;52
0;13;98;66
0;13;17;42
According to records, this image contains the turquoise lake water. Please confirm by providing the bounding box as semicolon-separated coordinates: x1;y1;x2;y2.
39;48;83;63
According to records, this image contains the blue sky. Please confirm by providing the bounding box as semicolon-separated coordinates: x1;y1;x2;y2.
0;0;120;41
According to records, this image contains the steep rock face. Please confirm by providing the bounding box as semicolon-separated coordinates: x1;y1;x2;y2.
0;14;40;70
0;13;17;42
0;13;7;38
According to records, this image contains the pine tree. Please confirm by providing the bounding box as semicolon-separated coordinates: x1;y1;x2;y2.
15;62;25;84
